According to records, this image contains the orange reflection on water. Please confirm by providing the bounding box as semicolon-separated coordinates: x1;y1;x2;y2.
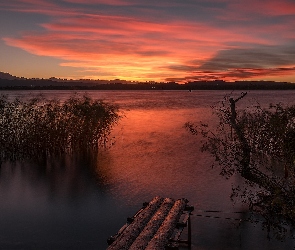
94;108;235;209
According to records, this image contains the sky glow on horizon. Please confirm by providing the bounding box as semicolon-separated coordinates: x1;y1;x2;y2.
0;0;295;82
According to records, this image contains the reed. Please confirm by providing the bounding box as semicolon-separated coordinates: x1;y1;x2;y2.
0;94;120;162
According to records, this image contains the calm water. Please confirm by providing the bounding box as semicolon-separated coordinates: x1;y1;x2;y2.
0;90;295;249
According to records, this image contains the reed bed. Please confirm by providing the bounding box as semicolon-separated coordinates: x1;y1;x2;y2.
0;94;120;162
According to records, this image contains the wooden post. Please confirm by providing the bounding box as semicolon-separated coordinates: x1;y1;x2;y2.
188;215;191;247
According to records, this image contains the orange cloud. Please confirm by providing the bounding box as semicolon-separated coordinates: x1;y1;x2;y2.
1;0;295;82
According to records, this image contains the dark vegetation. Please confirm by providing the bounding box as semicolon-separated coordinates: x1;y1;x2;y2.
1;73;295;91
186;92;295;240
0;95;120;164
1;79;295;90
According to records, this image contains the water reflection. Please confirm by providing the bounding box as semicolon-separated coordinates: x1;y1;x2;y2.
1;90;295;249
0;151;115;198
106;109;217;202
0;152;120;249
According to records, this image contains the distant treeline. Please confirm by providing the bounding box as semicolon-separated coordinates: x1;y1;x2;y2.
0;78;295;90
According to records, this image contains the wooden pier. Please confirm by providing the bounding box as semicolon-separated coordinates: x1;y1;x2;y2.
107;196;194;250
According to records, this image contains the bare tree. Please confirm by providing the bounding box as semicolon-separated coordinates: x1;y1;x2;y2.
186;92;295;239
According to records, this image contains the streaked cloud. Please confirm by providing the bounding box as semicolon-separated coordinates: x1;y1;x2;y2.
1;0;295;82
165;45;295;81
227;0;295;17
199;46;295;70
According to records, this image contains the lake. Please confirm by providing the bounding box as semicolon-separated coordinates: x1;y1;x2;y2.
0;90;295;249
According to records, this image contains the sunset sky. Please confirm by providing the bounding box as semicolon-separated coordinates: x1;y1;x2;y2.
0;0;295;83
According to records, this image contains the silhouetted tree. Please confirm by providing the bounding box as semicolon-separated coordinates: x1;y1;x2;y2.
186;92;295;239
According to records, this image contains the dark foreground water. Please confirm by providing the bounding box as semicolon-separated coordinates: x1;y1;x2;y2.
1;90;295;249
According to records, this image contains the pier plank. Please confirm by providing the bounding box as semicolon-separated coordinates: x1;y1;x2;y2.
107;197;194;250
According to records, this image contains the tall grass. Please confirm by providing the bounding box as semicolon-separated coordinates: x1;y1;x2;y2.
0;94;120;163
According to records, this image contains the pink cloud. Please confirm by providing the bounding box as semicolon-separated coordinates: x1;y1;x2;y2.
1;0;295;82
4;8;292;81
63;0;133;5
0;0;69;16
227;0;295;16
62;0;188;8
